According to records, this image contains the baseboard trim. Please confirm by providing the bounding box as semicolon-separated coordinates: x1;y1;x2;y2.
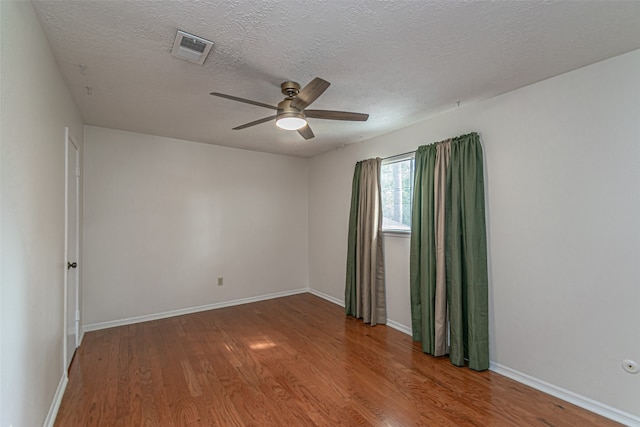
44;374;68;427
84;288;309;332
490;362;640;426
306;289;414;336
307;288;345;307
386;319;412;336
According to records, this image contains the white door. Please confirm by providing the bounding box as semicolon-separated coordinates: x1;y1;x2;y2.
64;128;80;371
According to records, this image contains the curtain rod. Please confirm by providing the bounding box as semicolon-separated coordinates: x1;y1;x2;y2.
382;150;415;160
379;133;478;161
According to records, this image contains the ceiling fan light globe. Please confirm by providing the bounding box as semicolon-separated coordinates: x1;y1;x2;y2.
276;116;307;130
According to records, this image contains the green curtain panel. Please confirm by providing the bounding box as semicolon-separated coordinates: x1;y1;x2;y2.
345;159;387;325
409;145;437;350
446;133;489;370
345;161;362;317
410;132;489;371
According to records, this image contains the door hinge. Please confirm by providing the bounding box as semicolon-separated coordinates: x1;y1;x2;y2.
75;166;80;177
75;311;80;321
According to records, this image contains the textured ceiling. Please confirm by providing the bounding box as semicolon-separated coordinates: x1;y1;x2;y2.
32;0;640;158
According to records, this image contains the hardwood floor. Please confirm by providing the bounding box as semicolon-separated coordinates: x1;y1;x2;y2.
56;293;619;426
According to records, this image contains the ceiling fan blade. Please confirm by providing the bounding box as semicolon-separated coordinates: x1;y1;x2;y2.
297;124;315;140
233;115;277;130
305;110;369;121
290;78;330;110
210;92;277;110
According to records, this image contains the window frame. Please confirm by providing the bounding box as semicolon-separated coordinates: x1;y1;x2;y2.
380;153;415;235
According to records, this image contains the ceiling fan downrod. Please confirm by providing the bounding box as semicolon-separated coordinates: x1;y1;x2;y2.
280;81;301;98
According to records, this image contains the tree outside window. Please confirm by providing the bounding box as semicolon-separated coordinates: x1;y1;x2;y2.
381;157;414;232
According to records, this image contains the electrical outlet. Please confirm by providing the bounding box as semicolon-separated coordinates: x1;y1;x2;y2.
217;277;223;286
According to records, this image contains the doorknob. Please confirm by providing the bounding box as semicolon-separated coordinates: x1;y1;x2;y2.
67;262;77;269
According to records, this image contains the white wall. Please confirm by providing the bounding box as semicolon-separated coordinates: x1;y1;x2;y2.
309;50;640;419
0;2;85;426
83;127;309;326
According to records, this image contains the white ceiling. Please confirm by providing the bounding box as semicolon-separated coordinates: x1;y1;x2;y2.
32;0;640;158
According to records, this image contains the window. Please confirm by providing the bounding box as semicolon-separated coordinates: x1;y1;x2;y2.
381;155;415;232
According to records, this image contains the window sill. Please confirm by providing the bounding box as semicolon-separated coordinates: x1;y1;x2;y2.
382;230;411;238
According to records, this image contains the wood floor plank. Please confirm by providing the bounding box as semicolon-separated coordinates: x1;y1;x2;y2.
55;294;621;426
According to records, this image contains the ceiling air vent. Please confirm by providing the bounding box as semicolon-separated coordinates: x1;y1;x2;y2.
171;30;214;65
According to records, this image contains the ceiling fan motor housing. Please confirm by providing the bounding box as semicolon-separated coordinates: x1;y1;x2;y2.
277;98;305;120
278;82;306;125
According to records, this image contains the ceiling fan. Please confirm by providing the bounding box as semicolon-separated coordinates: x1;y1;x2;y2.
210;77;369;140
